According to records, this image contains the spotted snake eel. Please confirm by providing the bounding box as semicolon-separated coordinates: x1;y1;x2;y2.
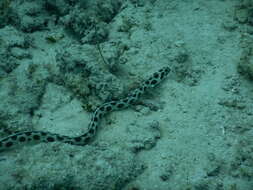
0;67;170;152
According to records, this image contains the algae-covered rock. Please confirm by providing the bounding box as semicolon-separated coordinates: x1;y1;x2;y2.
0;26;31;76
238;46;253;79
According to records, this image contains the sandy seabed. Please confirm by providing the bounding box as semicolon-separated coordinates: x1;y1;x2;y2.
0;0;252;189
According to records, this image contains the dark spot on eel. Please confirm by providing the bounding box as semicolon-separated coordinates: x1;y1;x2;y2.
47;137;55;142
6;141;13;148
19;136;26;142
33;135;40;140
